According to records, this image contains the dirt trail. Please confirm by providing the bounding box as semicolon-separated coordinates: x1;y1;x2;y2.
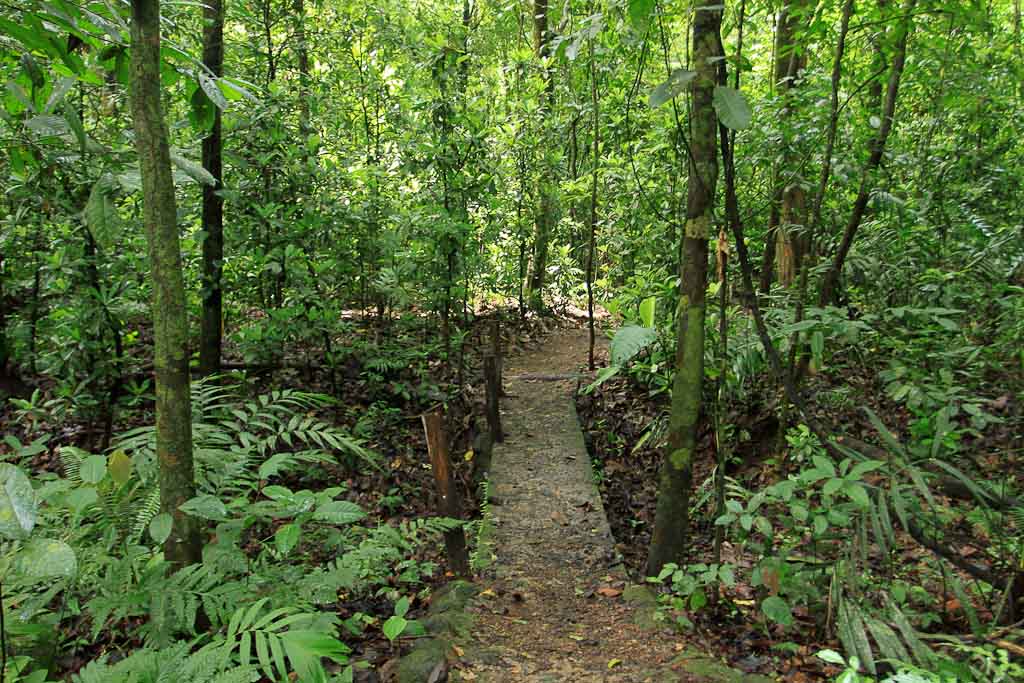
452;325;764;682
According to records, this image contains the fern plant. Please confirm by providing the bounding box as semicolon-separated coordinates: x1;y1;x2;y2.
210;598;352;682
115;379;378;496
71;641;257;683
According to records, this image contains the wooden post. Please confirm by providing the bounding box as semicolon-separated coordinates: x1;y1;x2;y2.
490;318;503;395
484;353;503;443
421;411;470;577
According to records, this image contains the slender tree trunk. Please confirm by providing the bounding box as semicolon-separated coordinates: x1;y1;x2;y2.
526;0;555;312
586;34;599;371
769;0;807;288
0;253;8;377
1015;0;1022;99
646;0;722;576
868;0;890;115
791;0;854;383
199;0;224;377
129;0;202;568
294;0;309;129
818;0;916;307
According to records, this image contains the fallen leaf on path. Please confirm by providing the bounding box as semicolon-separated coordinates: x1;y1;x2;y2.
607;658;622;669
597;586;623;598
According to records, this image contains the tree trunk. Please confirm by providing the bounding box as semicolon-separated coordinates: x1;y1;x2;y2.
0;253;9;379
526;0;555;312
646;0;722;576
770;0;807;288
586;38;599;372
818;0;916;307
868;0;890;115
199;0;224;377
129;0;202;568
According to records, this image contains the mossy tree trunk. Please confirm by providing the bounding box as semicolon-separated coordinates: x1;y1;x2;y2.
129;0;202;567
199;0;224;377
526;0;555;312
646;0;722;577
770;0;807;288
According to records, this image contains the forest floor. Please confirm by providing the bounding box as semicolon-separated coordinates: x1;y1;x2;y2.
448;325;770;682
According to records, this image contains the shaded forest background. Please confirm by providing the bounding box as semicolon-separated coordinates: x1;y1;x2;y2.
0;0;1022;680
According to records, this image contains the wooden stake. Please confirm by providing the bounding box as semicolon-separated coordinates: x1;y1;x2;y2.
421;411;470;577
484;353;503;443
490;318;504;396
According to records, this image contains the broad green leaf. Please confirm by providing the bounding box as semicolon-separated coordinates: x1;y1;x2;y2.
19;538;76;578
314;500;366;525
849;460;884;480
610;325;658;365
0;464;37;540
582;365;620;394
394;596;410;618
66;486;98;513
761;596;793;626
816;649;846;665
180;494;228;520
80;455;107;485
639;296;656;328
382;615;407;642
648;69;696;109
107;449;133;486
169;151;216;186
149;513;173;544
218;77;254;102
843;482;870;508
712;85;752;130
262;485;294;501
823;478;844;496
628;0;655;30
275;522;301;555
811;455;836;478
198;70;228;109
189;85;215;132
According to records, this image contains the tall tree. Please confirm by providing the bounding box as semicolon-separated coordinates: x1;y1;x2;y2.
646;0;722;576
0;252;9;386
525;0;556;311
818;0;916;307
129;0;202;567
760;0;807;291
868;0;890;115
199;0;224;376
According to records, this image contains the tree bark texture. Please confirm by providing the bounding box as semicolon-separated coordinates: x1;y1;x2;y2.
130;0;202;567
646;0;722;577
199;0;224;377
770;0;808;288
526;0;556;311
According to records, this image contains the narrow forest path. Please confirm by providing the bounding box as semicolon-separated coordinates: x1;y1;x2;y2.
449;325;771;683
